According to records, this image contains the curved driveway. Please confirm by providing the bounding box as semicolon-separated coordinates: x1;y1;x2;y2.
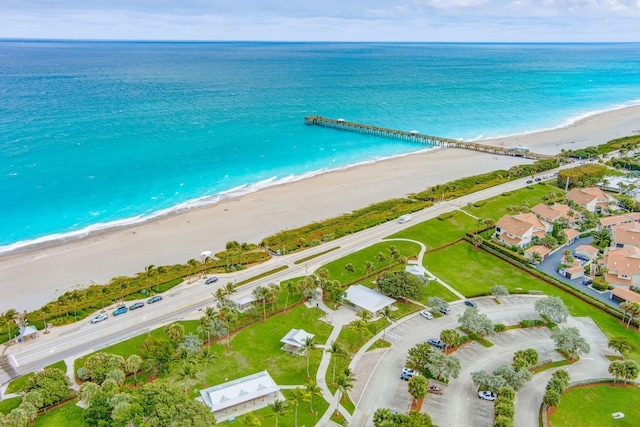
350;296;612;427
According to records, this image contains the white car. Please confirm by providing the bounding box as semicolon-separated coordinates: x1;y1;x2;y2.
91;313;108;324
420;310;433;320
478;391;496;401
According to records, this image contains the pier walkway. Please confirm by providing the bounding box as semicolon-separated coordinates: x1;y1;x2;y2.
304;116;553;160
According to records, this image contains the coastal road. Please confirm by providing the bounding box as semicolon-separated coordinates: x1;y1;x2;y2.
1;164;574;384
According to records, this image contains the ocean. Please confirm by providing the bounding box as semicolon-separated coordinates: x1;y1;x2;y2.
1;41;640;251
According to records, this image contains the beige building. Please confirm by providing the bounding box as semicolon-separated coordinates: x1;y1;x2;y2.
611;221;640;248
566;187;616;213
599;212;640;230
531;203;580;227
495;213;546;248
601;246;640;288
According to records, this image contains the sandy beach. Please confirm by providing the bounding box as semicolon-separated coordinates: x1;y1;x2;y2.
2;104;640;313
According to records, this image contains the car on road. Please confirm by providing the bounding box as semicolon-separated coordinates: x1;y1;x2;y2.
129;302;144;310
478;391;496;401
534;177;541;182
205;276;219;285
429;385;444;395
581;278;593;286
464;300;477;308
147;295;163;304
401;368;419;380
427;338;445;350
420;310;434;320
438;306;451;315
526;180;533;184
112;306;128;316
91;313;108;324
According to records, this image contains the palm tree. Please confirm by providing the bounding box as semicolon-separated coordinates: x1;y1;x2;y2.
335;374;354;410
363;261;375;278
219;306;238;348
343;263;355;276
326;341;347;384
212;288;227;308
155;266;166;291
177;361;197;393
225;281;236;297
357;309;372;323
239;413;261;426
79;381;100;404
268;283;281;312
305;380;323;414
471;234;483;248
145;264;155;290
288;387;307;427
378;306;395;341
270;399;288;427
164;322;185;344
187;258;199;283
375;252;386;271
125;354;143;386
200;347;218;386
350;318;368;348
284;281;297;313
620;302;640;329
302;336;317;378
253;286;271;323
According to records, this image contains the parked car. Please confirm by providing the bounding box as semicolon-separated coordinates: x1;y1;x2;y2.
401;367;419;380
464;300;477;308
148;295;163;304
526;180;533;184
112;306;128;316
534;177;541;182
438;306;451;315
582;278;593;286
427;338;445;350
478;391;496;401
129;302;144;310
205;276;219;285
429;385;444;395
91;313;108;324
420;310;434;320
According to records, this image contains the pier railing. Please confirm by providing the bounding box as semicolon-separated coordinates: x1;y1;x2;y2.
304;116;553;160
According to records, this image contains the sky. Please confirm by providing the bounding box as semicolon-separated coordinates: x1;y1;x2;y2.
1;0;639;42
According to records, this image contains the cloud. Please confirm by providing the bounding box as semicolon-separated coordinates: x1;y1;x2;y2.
0;0;639;41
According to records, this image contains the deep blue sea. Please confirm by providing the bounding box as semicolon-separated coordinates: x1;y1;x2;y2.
1;41;640;251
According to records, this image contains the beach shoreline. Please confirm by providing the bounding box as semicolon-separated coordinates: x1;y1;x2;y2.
2;104;640;313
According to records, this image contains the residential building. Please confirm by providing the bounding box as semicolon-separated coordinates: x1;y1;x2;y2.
599;212;640;230
601;246;640;288
610;287;640;304
563;228;580;245
495;213;547;248
566;187;616;213
611;221;640;248
531;203;580;227
524;245;551;263
574;245;599;262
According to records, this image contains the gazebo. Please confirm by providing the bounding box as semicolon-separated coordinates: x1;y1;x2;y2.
280;329;315;355
18;325;39;342
405;264;427;280
235;295;257;312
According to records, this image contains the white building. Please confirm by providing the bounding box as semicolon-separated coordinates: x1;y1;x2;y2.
344;284;395;315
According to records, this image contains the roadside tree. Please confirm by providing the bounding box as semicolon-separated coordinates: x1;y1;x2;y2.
23;368;72;408
459;307;494;338
609;360;626;385
490;285;509;298
440;329;460;351
623;360;640;384
551;327;590;361
535;296;569;324
407;375;428;404
512;348;539;371
427;297;449;314
608;336;636;358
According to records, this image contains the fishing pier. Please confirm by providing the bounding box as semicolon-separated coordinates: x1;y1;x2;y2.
304;116;552;160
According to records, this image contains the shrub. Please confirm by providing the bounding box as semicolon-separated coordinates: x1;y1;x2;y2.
493;415;514;427
494;323;506;332
494;402;514;418
438;212;455;220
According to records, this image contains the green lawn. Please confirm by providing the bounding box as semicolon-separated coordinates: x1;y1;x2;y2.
5;372;34;395
549;384;640;427
320;241;420;284
0;397;21;415
422;280;460;303
425;242;640;364
462;184;559;221
33;400;86;427
45;360;67;372
424;242;549;297
387;211;477;250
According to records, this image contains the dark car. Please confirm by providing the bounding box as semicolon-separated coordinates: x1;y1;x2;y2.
112;306;128;316
534;177;541;182
205;277;219;285
526;180;533;184
148;295;163;304
427;338;445;350
129;302;144;310
464;300;477;308
582;278;593;286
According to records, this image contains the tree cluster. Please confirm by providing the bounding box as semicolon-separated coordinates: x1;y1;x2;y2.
373;408;435;427
534;296;569;325
406;342;461;381
542;370;570;408
377;271;424;301
550;327;590;361
609;359;640;385
459;307;494;338
493;386;517;427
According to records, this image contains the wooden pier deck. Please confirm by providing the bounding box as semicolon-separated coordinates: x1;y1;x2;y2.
304;116;552;160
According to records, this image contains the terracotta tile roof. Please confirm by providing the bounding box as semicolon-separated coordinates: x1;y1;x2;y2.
610;287;640;303
566;266;584;274
516;213;546;230
566;187;612;209
532;203;577;223
496;214;533;236
575;245;598;255
612;222;640;247
563;228;580;241
603;246;640;278
499;233;523;245
525;245;551;256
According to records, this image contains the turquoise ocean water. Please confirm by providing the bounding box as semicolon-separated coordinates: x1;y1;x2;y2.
1;41;640;251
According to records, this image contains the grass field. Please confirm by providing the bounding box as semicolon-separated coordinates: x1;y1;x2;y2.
549;384;640;427
5;372;34;395
321;241;420;284
422;280;460;303
462;184;559;220
387;211;477;250
0;397;21;415
33;400;85;427
424;242;549;297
